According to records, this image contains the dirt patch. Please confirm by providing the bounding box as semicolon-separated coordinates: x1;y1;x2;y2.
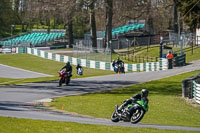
183;97;200;108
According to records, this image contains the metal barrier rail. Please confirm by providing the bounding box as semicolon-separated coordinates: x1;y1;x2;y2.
182;73;200;104
192;81;200;104
16;47;168;72
174;53;186;66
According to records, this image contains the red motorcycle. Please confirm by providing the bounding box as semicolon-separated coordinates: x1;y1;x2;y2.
58;69;70;86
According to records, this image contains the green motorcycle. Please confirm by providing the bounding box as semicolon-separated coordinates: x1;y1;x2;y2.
111;99;148;124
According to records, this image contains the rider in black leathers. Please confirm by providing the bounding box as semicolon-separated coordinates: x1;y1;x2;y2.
116;57;122;66
118;89;149;120
76;64;83;75
61;61;72;77
116;57;125;73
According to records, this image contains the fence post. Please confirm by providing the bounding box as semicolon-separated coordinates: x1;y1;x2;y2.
131;55;133;62
135;56;137;63
139;56;141;63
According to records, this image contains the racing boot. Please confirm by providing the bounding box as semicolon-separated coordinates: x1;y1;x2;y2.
121;111;131;122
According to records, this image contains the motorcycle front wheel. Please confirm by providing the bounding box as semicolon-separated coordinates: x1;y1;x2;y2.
111;112;119;122
65;78;70;85
130;109;145;124
59;78;63;86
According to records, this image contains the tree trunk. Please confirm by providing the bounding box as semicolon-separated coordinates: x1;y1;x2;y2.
105;0;113;51
178;12;183;36
53;18;56;29
173;1;178;33
147;0;153;34
22;22;25;32
68;15;74;48
89;0;97;48
46;17;50;33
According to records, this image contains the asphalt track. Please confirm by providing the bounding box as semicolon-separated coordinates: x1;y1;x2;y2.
0;64;52;79
0;60;200;131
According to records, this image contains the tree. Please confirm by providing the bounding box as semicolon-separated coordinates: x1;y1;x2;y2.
23;0;77;47
173;0;178;33
105;0;113;50
175;0;200;31
88;0;97;48
0;0;15;37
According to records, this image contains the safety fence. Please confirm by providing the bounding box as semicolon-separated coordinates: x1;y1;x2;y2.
16;47;168;72
193;81;200;104
174;53;186;66
118;53;159;63
73;45;111;62
182;73;200;104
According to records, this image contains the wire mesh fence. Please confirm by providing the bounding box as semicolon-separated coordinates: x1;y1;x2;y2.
168;32;194;48
73;45;111;62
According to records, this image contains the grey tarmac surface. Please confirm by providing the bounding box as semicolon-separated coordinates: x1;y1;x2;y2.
0;60;200;131
0;64;52;79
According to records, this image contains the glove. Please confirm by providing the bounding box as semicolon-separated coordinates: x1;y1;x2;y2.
123;99;129;103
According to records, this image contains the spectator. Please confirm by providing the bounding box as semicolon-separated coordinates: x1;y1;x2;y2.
166;51;174;69
30;43;33;48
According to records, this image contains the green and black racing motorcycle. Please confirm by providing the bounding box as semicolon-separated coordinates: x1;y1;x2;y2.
111;99;148;124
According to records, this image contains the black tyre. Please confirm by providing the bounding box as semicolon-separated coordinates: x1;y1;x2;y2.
59;79;62;86
130;109;145;124
65;78;70;85
111;112;119;122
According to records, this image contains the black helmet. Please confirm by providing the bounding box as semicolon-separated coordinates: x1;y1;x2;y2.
66;61;70;66
141;89;148;97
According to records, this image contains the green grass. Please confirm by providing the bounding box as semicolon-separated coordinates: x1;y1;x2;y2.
50;70;200;127
0;77;17;84
0;54;113;85
114;45;200;64
0;117;198;133
182;46;200;62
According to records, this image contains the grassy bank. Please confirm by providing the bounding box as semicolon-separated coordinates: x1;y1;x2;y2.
0;54;114;85
0;117;197;133
114;45;200;64
50;70;200;127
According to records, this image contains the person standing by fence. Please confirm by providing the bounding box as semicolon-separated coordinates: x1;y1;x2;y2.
166;51;174;69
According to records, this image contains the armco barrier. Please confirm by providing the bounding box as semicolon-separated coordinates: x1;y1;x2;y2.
16;47;168;72
193;81;200;104
182;73;200;104
174;53;186;66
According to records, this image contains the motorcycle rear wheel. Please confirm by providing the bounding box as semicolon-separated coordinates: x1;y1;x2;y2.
111;112;119;122
130;109;145;124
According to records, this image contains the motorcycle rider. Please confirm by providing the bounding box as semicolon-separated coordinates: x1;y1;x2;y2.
61;61;72;77
76;64;83;75
112;60;118;73
112;60;116;67
116;57;125;73
116;57;122;65
117;89;149;121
